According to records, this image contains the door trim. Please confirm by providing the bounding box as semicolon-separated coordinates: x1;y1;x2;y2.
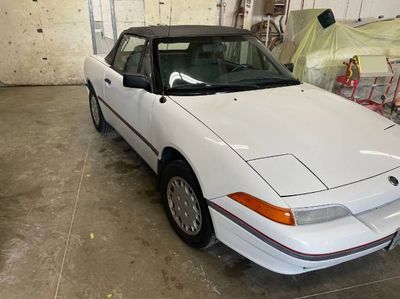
97;96;159;155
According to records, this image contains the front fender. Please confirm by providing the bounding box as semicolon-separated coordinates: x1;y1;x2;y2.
151;96;288;208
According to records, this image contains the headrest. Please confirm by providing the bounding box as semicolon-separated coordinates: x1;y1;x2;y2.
201;43;226;53
124;45;145;73
132;44;145;53
191;43;225;66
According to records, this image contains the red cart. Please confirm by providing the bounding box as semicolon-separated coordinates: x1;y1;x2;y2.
336;55;395;114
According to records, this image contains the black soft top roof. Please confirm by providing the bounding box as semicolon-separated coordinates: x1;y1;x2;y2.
105;25;252;64
123;25;251;38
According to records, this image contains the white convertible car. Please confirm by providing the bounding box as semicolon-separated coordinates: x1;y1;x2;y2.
84;25;400;274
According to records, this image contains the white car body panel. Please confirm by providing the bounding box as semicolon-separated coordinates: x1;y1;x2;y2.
171;83;400;190
357;198;400;235
151;95;286;205
103;67;158;170
248;154;327;196
84;55;107;99
284;166;400;213
84;48;400;274
209;206;391;274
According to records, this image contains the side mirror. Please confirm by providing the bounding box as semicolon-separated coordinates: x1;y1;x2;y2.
284;63;294;73
123;74;151;91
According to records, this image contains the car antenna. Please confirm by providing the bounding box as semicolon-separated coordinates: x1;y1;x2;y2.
160;0;173;104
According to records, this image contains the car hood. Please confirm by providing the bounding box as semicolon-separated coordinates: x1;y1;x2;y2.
171;83;400;190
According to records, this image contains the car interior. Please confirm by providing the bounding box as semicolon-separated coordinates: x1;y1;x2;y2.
157;39;282;88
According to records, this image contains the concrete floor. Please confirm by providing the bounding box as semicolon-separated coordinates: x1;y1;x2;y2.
1;85;400;299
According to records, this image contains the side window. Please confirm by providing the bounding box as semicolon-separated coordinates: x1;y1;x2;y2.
112;35;146;74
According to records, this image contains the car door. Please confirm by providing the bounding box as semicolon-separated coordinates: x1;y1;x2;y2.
103;34;158;170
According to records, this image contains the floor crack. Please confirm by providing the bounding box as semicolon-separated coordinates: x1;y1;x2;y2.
53;141;90;299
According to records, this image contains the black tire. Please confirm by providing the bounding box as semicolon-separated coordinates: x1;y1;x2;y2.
89;90;113;134
161;160;217;249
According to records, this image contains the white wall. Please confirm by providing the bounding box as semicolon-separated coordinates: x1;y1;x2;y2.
115;0;145;35
1;0;398;85
223;0;400;28
0;0;92;85
92;0;145;39
289;0;400;20
0;0;218;85
143;0;218;26
93;0;217;39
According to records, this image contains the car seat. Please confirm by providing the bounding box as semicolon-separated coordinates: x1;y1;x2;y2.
124;45;145;74
187;44;226;81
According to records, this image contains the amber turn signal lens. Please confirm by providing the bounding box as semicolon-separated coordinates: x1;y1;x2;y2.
228;192;295;226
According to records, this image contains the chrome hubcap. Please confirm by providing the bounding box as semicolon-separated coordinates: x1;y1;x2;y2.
167;177;202;235
90;95;100;126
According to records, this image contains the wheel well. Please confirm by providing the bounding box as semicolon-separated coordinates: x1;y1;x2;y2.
87;80;95;93
157;147;206;194
157;147;190;184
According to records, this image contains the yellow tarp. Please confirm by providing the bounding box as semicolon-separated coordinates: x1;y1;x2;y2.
289;14;400;94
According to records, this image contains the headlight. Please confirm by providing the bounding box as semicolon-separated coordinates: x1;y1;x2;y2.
293;205;352;225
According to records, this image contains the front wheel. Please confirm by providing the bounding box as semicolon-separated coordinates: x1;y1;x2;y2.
161;160;217;249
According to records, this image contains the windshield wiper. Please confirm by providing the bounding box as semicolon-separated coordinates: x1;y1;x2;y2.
232;77;300;86
166;83;209;90
166;83;262;94
265;78;300;85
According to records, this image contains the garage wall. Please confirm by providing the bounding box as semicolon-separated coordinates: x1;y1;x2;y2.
1;0;397;86
143;0;217;26
223;0;400;28
288;0;400;20
0;0;217;86
0;0;92;86
92;0;145;38
93;0;217;35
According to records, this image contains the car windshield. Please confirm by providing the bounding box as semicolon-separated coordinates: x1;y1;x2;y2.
155;35;299;95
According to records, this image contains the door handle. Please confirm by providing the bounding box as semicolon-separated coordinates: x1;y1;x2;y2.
104;78;111;85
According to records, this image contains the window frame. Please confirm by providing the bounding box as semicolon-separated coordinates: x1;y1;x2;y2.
111;34;147;75
107;33;156;93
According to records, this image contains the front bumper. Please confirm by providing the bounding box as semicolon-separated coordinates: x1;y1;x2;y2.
208;197;399;274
